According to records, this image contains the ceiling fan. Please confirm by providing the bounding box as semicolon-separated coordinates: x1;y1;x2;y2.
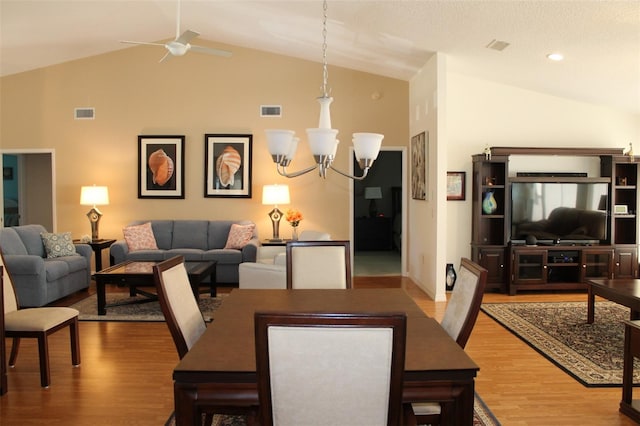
120;0;232;62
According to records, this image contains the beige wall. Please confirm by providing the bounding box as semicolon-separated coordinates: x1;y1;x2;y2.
0;42;409;243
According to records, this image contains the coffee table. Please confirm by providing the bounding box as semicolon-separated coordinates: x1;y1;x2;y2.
93;260;217;315
587;279;640;324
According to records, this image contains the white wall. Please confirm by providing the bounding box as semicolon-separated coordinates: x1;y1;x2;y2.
446;71;640;265
409;53;447;302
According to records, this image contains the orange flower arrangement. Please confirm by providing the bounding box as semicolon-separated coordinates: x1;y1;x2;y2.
285;209;303;227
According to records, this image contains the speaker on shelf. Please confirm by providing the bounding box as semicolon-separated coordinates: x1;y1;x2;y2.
525;235;537;246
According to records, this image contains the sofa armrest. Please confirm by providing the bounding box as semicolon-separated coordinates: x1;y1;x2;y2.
3;254;46;275
239;262;286;289
241;238;259;263
74;243;92;260
109;240;129;265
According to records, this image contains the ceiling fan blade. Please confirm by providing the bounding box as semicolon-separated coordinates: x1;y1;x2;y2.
175;30;199;45
159;50;172;63
121;40;165;47
190;45;233;58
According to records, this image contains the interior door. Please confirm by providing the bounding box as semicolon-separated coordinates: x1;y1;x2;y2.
1;151;55;230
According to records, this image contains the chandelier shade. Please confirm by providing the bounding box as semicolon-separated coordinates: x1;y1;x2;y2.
264;0;383;181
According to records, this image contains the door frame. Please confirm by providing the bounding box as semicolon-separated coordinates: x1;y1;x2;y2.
0;149;56;230
349;146;407;275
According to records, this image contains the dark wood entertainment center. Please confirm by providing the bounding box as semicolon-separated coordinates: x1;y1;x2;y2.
471;147;639;295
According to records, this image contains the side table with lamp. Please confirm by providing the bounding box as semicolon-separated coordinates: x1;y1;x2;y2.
78;185;113;272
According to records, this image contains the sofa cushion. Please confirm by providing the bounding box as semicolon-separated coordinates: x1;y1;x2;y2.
172;221;209;250
224;223;256;249
0;228;28;255
40;232;77;258
203;249;243;264
166;249;205;261
124;250;166;262
44;259;70;281
123;222;159;251
13;224;47;257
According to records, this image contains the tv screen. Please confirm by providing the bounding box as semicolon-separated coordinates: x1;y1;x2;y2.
511;181;609;243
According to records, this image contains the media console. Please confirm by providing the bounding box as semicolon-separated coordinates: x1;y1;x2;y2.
471;147;639;294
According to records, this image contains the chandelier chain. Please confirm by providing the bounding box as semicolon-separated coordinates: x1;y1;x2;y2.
321;0;329;98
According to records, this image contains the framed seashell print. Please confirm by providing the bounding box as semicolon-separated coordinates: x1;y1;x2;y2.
138;135;185;199
204;134;252;198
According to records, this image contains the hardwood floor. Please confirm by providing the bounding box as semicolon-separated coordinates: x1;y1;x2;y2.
0;277;636;425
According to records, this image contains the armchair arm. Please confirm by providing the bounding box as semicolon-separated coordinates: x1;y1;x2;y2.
241;238;259;262
74;243;92;261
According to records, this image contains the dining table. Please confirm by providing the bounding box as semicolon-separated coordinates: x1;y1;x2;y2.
172;288;479;425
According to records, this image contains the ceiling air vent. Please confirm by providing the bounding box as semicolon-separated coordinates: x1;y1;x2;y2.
74;107;95;120
260;105;282;117
486;39;510;52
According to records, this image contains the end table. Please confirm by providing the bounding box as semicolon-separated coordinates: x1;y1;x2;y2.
74;238;116;272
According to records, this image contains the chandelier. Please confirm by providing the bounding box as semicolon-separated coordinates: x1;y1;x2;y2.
265;0;384;180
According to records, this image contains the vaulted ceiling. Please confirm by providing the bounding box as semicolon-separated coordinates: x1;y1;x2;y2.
1;0;639;114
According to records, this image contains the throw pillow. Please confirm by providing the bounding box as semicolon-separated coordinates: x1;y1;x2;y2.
224;223;256;249
123;222;159;251
41;232;77;258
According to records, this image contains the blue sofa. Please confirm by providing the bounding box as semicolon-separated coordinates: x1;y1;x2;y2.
0;224;92;307
109;220;259;284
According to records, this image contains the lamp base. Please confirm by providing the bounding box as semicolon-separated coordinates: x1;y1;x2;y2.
86;207;103;241
267;207;284;240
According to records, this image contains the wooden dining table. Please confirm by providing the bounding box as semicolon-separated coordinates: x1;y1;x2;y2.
172;288;479;425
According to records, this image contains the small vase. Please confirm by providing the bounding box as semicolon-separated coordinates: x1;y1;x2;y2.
482;191;498;214
292;227;299;241
445;263;457;291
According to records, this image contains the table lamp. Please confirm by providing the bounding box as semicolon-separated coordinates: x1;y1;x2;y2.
262;184;290;241
364;186;382;218
80;185;109;241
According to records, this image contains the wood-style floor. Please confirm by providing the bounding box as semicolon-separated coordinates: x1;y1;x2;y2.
0;277;637;425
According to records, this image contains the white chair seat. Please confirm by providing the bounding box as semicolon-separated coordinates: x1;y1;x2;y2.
5;307;79;332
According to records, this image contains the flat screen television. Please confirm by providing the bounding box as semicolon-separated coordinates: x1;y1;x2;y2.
511;179;609;244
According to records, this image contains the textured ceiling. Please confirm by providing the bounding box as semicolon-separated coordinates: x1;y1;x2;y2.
1;0;639;114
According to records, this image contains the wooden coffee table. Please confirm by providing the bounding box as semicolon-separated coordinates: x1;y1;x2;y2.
587;279;640;324
93;260;217;315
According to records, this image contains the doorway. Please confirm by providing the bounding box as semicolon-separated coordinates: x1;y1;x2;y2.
351;147;406;276
1;150;55;230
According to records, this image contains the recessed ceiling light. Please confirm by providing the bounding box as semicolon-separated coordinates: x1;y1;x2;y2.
547;53;564;61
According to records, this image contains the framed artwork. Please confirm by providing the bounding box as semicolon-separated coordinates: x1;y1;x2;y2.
138;135;185;199
411;131;427;200
204;134;252;198
447;171;466;201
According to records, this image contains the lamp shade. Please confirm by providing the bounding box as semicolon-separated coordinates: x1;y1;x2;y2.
265;129;295;156
80;185;109;206
364;187;383;200
262;184;290;206
353;133;384;160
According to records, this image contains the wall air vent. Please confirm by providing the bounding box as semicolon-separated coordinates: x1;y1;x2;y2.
74;107;95;120
260;105;282;117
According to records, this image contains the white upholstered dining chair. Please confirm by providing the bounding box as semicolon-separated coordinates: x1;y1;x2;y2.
1;251;80;388
285;240;352;289
412;257;488;424
254;311;416;426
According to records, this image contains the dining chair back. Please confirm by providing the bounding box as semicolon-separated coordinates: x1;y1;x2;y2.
412;257;487;424
0;267;7;395
255;311;412;426
440;257;488;348
153;256;206;359
1;250;80;388
285;240;352;289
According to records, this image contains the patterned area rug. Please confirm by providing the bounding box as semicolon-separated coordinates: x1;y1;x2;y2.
481;300;640;387
164;393;501;425
70;292;223;321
